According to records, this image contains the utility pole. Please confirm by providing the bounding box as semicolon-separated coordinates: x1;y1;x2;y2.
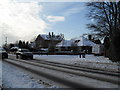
5;37;7;46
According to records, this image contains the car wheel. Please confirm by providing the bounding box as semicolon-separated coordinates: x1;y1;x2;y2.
6;56;8;59
20;55;23;59
16;55;18;59
31;57;33;60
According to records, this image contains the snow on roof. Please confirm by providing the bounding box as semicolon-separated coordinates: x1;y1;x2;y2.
40;34;50;40
57;40;72;47
72;36;96;46
40;34;63;40
11;47;19;49
40;48;48;51
57;36;96;47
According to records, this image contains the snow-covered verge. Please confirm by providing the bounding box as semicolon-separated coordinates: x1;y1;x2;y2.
0;61;2;87
34;54;119;72
2;61;45;88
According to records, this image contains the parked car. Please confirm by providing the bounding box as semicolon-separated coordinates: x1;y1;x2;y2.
16;49;33;60
10;47;19;54
0;48;8;59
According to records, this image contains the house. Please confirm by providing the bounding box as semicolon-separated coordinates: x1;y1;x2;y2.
56;36;96;54
29;42;36;48
35;32;64;49
72;36;96;53
56;40;73;53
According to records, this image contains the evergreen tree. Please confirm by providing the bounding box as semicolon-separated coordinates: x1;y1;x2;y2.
18;40;22;48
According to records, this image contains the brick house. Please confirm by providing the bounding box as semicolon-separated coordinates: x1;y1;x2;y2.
35;32;64;49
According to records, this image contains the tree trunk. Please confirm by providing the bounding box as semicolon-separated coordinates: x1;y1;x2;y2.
109;31;120;62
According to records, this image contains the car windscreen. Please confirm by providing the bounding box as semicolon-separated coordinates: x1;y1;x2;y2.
0;48;6;52
21;49;30;52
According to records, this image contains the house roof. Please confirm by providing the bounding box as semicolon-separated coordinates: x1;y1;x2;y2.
40;34;50;40
72;36;96;46
11;47;19;49
57;40;72;47
57;36;96;47
39;34;63;41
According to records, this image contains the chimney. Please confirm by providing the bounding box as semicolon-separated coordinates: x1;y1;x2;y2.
52;32;54;37
88;35;92;40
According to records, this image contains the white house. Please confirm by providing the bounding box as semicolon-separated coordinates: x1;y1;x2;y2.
56;40;72;53
56;36;96;53
57;40;72;47
71;36;96;46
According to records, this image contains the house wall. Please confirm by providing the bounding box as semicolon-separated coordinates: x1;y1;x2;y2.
79;46;92;53
35;35;44;49
56;46;92;54
35;35;62;49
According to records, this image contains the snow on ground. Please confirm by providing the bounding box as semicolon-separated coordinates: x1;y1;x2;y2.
2;61;45;88
1;54;119;88
0;61;2;87
34;54;119;72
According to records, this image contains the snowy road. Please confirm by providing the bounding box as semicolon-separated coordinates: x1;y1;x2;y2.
1;54;119;89
9;54;119;72
2;59;58;88
0;60;2;88
2;61;45;88
34;55;119;72
3;57;119;89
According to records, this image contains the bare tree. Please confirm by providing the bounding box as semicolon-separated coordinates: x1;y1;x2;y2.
86;1;120;61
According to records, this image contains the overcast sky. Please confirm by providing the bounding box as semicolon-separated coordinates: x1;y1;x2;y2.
0;0;93;46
